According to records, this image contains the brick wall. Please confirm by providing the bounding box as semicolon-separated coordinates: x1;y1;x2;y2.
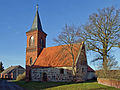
97;78;120;88
26;30;47;81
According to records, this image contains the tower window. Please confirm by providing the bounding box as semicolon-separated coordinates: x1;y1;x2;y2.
41;39;42;48
40;39;44;48
29;36;35;47
42;40;44;47
30;57;32;65
60;69;64;74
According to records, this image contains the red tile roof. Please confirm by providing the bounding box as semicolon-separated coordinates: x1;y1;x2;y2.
33;43;83;68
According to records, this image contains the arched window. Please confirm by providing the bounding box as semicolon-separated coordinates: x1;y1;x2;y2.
29;36;35;46
42;40;44;47
30;57;32;65
41;39;42;48
40;39;44;48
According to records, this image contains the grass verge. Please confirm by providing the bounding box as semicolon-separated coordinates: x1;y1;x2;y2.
12;80;119;90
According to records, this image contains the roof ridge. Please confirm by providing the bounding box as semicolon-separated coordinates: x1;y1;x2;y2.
45;42;82;49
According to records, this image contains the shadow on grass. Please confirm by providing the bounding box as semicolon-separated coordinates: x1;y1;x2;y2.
84;79;97;83
13;79;97;90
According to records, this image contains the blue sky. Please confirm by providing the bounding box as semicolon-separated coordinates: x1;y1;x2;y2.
0;0;120;69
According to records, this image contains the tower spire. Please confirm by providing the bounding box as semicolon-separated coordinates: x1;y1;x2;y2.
29;5;43;32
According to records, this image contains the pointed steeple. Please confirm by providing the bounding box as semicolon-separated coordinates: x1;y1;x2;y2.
29;5;43;32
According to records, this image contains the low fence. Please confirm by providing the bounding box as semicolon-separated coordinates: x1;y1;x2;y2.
97;78;120;88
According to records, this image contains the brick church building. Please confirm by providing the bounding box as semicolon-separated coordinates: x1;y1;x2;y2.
26;6;95;82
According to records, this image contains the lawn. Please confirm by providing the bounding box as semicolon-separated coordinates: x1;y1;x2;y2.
13;80;119;90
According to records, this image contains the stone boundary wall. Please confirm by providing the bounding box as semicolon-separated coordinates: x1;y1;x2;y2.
97;78;120;88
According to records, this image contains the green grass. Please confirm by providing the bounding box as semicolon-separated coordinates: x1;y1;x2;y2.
12;80;119;90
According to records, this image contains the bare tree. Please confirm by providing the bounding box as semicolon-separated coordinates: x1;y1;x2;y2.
77;7;120;70
95;55;120;79
54;24;80;76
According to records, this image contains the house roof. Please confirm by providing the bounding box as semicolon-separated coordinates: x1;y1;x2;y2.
33;43;83;68
1;65;25;74
87;65;95;72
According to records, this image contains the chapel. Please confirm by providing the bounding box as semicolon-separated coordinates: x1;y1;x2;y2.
26;6;95;82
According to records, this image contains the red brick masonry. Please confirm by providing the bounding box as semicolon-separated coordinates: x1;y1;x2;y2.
97;78;120;88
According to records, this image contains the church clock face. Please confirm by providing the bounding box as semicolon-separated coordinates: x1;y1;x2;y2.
29;36;35;46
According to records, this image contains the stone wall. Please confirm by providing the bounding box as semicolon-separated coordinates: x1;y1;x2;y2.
75;65;87;82
87;72;95;80
75;44;88;82
31;67;73;82
97;78;120;88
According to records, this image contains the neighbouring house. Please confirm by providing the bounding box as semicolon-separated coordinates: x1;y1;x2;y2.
26;6;95;82
0;65;25;80
87;65;96;80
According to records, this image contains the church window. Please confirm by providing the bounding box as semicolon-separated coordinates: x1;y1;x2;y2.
30;57;32;65
42;40;44;47
40;39;44;48
41;39;42;48
29;36;35;47
60;69;64;74
82;68;84;73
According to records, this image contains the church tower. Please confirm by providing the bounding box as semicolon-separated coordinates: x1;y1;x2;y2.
26;5;47;81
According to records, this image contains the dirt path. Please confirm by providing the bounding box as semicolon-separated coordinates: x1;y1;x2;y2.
0;80;24;90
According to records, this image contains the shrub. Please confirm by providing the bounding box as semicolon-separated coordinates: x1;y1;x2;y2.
96;70;120;80
16;72;26;81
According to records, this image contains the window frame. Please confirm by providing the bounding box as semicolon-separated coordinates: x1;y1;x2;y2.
29;36;35;47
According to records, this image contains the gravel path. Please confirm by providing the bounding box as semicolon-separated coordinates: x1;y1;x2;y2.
0;80;24;90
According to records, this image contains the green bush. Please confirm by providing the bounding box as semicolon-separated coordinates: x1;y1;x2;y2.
96;70;120;80
16;72;26;81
